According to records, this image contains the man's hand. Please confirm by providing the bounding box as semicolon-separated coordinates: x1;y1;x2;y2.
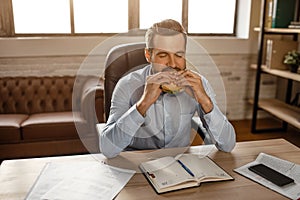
136;71;176;116
176;70;213;113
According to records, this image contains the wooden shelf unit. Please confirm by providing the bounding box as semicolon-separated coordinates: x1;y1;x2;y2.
249;98;300;129
254;27;300;34
251;0;300;133
251;64;300;82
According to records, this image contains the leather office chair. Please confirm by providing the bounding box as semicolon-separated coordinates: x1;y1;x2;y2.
104;42;148;121
100;42;212;146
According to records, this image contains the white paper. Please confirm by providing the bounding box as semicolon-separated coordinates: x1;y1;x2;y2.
25;161;135;200
234;153;300;200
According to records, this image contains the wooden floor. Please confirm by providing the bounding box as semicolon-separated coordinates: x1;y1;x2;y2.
231;118;300;148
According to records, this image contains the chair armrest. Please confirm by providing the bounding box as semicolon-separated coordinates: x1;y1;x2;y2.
81;78;104;134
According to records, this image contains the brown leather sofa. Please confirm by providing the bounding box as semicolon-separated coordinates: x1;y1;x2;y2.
0;75;104;159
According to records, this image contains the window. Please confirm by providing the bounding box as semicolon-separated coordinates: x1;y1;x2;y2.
12;0;70;34
139;0;182;30
2;0;237;36
188;0;236;34
73;0;128;33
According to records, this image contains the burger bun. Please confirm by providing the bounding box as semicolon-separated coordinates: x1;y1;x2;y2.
161;83;182;94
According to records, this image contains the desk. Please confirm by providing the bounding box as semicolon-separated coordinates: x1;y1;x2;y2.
1;139;300;200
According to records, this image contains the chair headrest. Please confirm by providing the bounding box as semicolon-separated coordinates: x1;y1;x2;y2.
104;42;148;120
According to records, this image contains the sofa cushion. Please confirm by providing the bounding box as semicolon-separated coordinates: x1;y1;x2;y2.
0;114;28;143
21;112;86;140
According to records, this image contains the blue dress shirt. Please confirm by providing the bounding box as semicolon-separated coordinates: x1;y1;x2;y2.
100;65;236;158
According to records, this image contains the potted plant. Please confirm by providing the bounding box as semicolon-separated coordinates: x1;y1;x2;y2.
283;50;300;73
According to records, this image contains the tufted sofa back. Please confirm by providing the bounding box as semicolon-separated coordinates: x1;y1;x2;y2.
0;76;83;114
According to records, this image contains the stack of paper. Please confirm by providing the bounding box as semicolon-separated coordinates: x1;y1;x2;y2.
25;161;135;200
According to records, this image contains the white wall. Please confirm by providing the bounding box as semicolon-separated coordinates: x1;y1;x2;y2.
1;0;274;120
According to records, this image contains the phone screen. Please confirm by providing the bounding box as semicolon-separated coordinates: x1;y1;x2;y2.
248;164;294;187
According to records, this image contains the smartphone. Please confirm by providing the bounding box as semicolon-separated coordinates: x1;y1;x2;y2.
248;164;294;187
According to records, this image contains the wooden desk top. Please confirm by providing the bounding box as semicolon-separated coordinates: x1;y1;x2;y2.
1;139;299;200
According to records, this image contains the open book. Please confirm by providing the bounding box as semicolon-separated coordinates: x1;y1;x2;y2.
234;153;300;200
139;154;233;194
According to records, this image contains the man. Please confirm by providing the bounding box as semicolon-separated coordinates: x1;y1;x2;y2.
100;19;236;158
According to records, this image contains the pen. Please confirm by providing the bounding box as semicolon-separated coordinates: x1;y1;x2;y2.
177;160;195;177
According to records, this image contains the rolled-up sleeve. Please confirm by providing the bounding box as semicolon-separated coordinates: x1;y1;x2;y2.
100;104;145;158
197;76;236;152
202;105;236;152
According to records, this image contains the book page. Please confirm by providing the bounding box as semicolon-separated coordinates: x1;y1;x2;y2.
140;156;196;189
26;162;135;200
176;154;232;181
234;153;300;199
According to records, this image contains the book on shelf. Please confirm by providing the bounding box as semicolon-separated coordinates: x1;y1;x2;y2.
288;25;300;29
265;39;298;70
271;0;296;28
290;21;300;25
265;0;274;28
139;154;234;194
288;21;300;28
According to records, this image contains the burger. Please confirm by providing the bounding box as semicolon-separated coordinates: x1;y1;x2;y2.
160;82;182;94
160;68;184;94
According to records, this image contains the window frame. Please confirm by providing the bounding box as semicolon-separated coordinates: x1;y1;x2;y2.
0;0;238;37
